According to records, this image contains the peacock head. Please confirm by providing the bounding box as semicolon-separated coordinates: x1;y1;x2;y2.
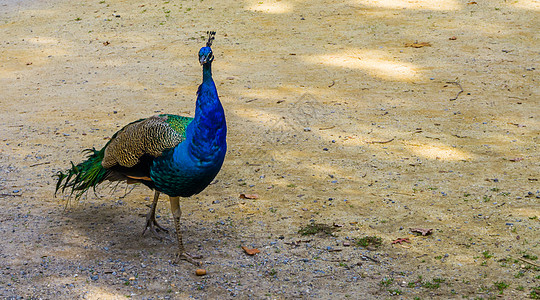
199;31;216;65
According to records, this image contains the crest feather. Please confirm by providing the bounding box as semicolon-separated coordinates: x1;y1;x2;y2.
206;31;216;47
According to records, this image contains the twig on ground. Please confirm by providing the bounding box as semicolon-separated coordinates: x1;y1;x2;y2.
360;254;380;263
366;138;394;144
327;248;342;252
446;81;463;101
517;257;540;268
285;240;313;246
0;193;22;197
30;161;51;167
314;274;333;278
319;126;335;130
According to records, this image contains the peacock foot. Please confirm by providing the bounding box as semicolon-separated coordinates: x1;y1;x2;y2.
174;252;203;266
142;215;169;239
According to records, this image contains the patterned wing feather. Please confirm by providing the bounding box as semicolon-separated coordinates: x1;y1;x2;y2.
102;114;192;168
160;114;193;136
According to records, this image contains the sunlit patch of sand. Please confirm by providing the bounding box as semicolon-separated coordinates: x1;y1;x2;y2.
510;0;540;11
352;0;460;10
246;0;292;14
304;50;422;81
406;142;473;160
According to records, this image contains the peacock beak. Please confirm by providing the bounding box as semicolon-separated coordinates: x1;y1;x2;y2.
199;53;213;65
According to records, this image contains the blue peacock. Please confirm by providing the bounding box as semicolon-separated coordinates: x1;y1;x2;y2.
55;31;226;264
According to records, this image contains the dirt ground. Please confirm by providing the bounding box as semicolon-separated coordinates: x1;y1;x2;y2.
1;0;539;298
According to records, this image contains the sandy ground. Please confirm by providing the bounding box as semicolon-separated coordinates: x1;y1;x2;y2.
1;0;539;298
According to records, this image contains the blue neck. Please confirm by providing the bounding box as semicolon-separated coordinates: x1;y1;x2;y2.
185;62;227;164
203;63;213;82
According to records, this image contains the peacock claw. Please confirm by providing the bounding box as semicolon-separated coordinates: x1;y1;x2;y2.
142;215;169;239
141;191;170;239
175;252;203;266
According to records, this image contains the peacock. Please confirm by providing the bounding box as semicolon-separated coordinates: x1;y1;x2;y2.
55;31;226;265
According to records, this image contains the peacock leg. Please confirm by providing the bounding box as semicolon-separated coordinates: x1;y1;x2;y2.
169;196;202;265
142;190;169;237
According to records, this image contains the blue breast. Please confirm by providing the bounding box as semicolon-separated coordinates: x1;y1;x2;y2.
150;141;226;197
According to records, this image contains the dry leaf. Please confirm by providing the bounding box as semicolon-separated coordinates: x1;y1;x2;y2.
241;246;260;255
449;36;457;40
410;228;433;236
467;1;477;4
239;193;259;199
392;237;411;244
404;42;431;48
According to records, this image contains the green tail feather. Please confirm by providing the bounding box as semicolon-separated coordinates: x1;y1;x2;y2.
55;147;109;199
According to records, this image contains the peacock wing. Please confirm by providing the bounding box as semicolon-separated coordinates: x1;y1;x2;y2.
101;114;193;168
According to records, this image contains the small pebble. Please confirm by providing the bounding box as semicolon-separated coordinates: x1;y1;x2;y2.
195;269;207;276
